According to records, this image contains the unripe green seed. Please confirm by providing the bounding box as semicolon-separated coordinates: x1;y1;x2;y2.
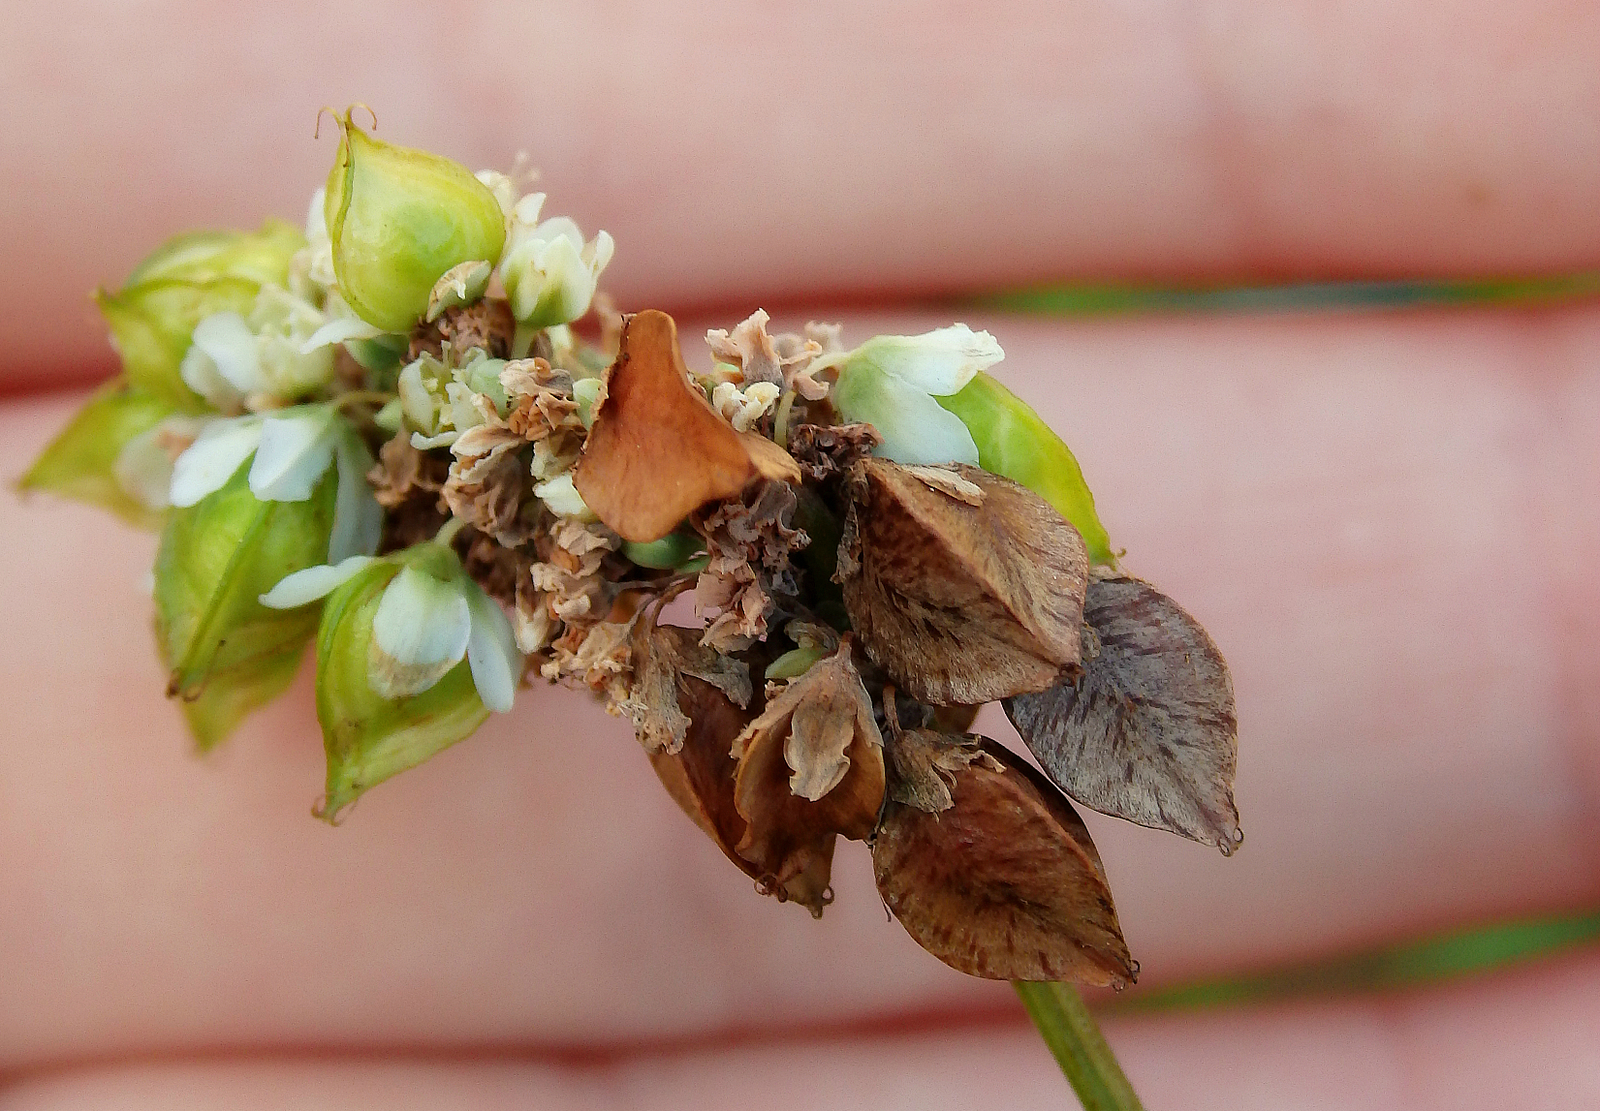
324;112;506;333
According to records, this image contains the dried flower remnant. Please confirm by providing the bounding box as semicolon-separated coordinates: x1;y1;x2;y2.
1007;572;1241;853
839;458;1088;705
730;639;885;894
26;113;1240;1008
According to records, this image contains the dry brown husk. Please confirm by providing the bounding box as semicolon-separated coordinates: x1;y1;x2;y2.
648;673;834;916
838;458;1089;705
728;640;885;888
872;736;1135;986
1006;571;1241;852
573;310;801;542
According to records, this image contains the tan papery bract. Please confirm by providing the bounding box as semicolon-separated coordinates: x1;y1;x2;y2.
573;310;801;542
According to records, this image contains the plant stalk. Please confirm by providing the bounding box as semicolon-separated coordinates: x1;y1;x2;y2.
1014;980;1145;1111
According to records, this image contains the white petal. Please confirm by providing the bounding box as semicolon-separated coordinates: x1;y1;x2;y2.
113;415;208;510
328;435;385;563
533;473;594;519
179;344;245;413
300;315;383;353
191;311;265;393
857;324;1003;396
832;363;979;467
169;418;263;507
464;586;522;713
259;555;375;608
249;408;338;501
368;566;472;699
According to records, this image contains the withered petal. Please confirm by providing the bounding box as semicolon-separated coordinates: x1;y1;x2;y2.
885;728;1001;814
1005;573;1241;853
840;459;1087;704
649;674;834;916
872;739;1136;986
574;310;801;542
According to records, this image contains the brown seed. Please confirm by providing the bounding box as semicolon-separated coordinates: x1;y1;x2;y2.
574;310;801;542
872;737;1136;986
839;459;1088;704
649;673;834;916
730;641;886;885
1005;572;1241;853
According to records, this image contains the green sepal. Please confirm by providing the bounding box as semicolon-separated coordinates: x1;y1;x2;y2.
96;276;259;406
324;113;507;333
154;461;337;748
313;555;488;822
937;372;1115;565
19;378;176;529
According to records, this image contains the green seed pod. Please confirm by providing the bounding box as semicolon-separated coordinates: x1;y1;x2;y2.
937;372;1114;566
96;222;306;406
621;529;705;570
19;378;178;529
154;457;338;749
324;111;506;333
313;555;489;822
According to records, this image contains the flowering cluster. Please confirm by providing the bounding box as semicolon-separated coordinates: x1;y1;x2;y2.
24;111;1238;985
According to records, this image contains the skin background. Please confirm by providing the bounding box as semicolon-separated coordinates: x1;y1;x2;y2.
3;2;1600;1108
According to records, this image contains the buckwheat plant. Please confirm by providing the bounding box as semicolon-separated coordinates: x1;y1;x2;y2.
24;109;1239;1109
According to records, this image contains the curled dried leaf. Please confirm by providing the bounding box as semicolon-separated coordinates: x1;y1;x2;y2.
873;738;1135;986
573;310;801;542
839;459;1087;705
649;674;834;916
1005;573;1241;853
730;641;885;887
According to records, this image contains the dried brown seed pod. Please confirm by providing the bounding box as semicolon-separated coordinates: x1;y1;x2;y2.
873;736;1136;986
574;310;801;542
730;640;886;886
1005;572;1241;853
838;458;1088;705
649;672;834;916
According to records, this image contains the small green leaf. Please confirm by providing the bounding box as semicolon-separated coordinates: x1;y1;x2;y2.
325;112;507;333
937;372;1114;565
19;378;176;529
154;459;337;746
314;557;489;821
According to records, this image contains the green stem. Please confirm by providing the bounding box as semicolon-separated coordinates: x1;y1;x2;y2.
1014;981;1145;1111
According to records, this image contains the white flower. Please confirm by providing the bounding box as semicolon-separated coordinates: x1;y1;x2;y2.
532;473;595;520
168;405;383;563
823;324;1005;467
260;551;523;713
711;380;782;432
497;193;615;328
398;349;508;450
180;285;345;412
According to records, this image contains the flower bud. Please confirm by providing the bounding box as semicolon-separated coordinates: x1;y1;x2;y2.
154;451;342;748
498;195;615;328
323;111;506;333
20;378;182;529
96;222;305;406
936;371;1114;565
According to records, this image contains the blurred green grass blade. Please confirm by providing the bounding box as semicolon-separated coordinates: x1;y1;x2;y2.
1113;909;1600;1014
979;274;1600;316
